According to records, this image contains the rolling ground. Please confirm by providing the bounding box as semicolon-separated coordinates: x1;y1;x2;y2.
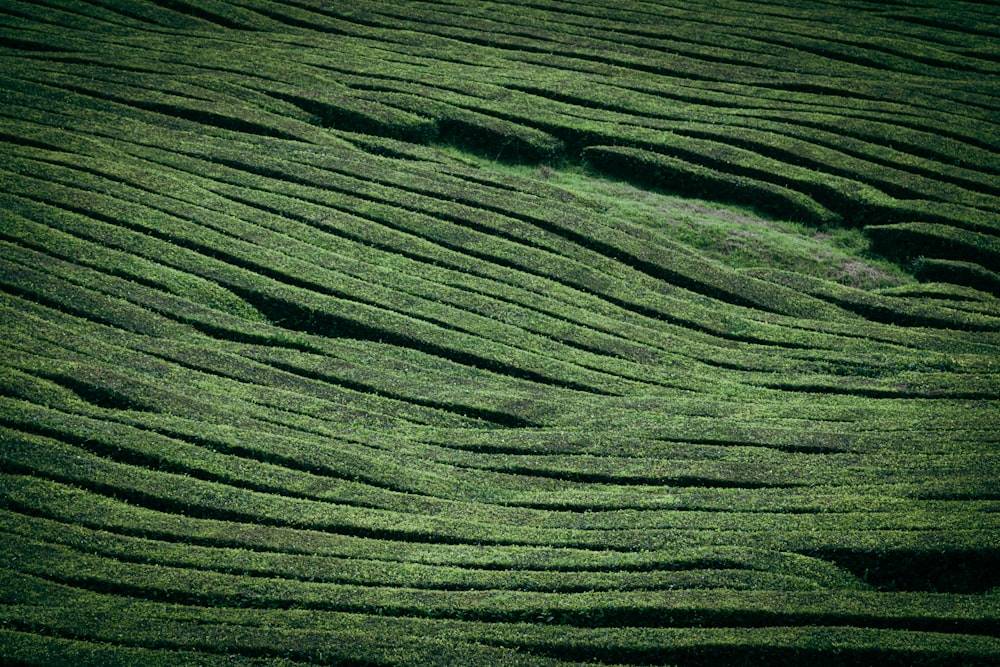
1;1;999;664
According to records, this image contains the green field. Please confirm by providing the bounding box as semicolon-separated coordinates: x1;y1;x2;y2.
2;0;999;664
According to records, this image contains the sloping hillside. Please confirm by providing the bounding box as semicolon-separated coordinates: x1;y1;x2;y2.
2;1;999;665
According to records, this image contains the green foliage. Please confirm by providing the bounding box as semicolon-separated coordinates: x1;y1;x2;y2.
2;0;999;665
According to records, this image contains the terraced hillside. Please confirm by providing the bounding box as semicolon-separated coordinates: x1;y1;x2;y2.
2;1;1000;664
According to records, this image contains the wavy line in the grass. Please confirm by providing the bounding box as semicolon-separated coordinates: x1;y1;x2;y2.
7;131;641;353
193;147;798;318
0;381;444;504
0;265;444;428
496;82;1000;201
0;258;171;342
308;8;758;85
432;406;1000;453
376;0;1000;83
374;67;1000;185
0;418;418;515
454;0;999;76
242;357;539;428
4;511;804;594
72;146;704;376
145;142;815;350
0;305;451;437
0;131;943;357
0;238;628;422
8;186;620;397
438;460;802;491
416;429;850;458
433;449;1000;502
11;422;844;530
13;434;952;551
17;259;551;426
4;410;629;526
764;381;1000;401
422;455;820;498
34;0;206;31
883;10;1000;42
1;459;553;552
4;0;242;32
0;209;267;323
7;311;479;434
321;2;820;76
0;473;968;594
4;67;307;141
130;171;685;377
616;79;1000;159
135;343;494;428
10;537;998;637
415;433;850;468
0;475;762;573
0;96;892;352
325;3;936;91
410;428;848;463
4;460;783;554
23;72;1000;240
0;261;320;362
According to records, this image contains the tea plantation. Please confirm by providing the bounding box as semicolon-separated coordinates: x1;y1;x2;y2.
1;0;999;664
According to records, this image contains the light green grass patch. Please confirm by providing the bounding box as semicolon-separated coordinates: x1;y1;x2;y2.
438;148;912;290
